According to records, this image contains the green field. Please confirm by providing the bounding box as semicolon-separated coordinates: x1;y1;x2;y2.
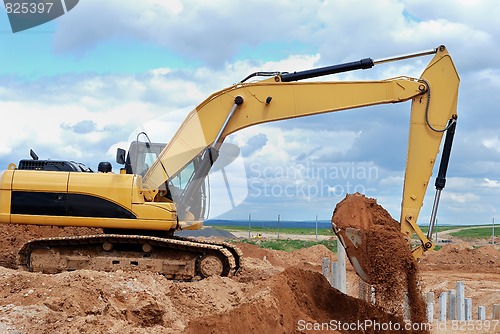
212;225;335;236
418;225;466;234
225;225;498;253
237;238;338;253
216;224;498;254
449;227;499;239
215;224;469;236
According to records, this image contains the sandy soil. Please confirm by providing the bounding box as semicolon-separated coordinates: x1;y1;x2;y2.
0;225;498;333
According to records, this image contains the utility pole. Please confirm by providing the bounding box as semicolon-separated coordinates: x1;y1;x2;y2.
493;218;495;245
315;215;318;241
277;214;280;239
248;213;251;238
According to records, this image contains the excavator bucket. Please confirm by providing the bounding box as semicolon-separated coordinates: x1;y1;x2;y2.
332;222;371;283
331;193;405;284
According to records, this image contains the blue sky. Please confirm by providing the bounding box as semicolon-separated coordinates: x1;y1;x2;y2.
1;0;499;226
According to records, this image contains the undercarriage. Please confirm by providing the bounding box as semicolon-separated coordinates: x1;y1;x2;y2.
18;234;242;281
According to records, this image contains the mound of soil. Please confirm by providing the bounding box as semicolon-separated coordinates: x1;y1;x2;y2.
0;219;416;334
331;193;427;325
0;260;409;334
0;224;102;269
236;242;337;269
184;267;409;334
420;243;500;272
230;242;340;284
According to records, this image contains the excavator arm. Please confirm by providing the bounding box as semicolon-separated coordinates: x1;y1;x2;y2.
142;45;459;260
400;48;459;258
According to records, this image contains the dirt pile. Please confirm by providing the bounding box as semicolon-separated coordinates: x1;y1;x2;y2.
184;267;409;334
420;243;500;272
0;246;408;334
236;242;337;269
0;219;498;333
331;193;426;325
0;224;102;269
0;254;495;334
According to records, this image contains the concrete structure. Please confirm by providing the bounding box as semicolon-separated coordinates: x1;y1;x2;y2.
427;291;435;304
428;282;498;322
426;292;435;322
494;304;500;319
357;279;376;305
336;242;347;293
478;306;486;320
370;287;376;305
448;290;456;320
456;281;466;321
322;266;499;322
465;298;472;321
321;257;331;285
438;292;448;321
321;246;347;294
427;302;434;322
331;262;337;288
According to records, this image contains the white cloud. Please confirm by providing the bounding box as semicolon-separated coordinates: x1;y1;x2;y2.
0;54;334;170
149;68;173;76
47;0;500;79
481;178;500;188
379;176;404;187
53;0;322;65
482;137;500;152
443;192;480;204
229;125;360;168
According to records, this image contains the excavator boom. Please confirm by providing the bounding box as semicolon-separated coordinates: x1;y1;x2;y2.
145;45;458;249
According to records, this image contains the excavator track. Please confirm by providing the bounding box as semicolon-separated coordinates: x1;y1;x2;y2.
18;234;241;281
172;235;243;273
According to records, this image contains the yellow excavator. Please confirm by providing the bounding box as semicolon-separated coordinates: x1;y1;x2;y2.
0;45;459;281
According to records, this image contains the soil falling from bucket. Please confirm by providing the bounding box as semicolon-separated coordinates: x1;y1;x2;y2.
332;193;427;325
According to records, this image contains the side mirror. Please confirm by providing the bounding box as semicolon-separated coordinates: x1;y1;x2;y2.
116;148;126;165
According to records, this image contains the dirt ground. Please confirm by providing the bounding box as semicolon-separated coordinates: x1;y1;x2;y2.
0;223;498;334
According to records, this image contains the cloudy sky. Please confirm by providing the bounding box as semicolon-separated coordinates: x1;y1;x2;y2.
0;0;498;226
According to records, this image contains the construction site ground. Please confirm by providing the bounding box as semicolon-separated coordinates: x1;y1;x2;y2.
0;223;498;334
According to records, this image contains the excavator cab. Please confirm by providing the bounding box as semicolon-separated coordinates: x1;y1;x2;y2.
117;140;166;176
116;138;209;221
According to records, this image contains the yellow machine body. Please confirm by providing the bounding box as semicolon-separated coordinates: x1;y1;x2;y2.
0;169;201;231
